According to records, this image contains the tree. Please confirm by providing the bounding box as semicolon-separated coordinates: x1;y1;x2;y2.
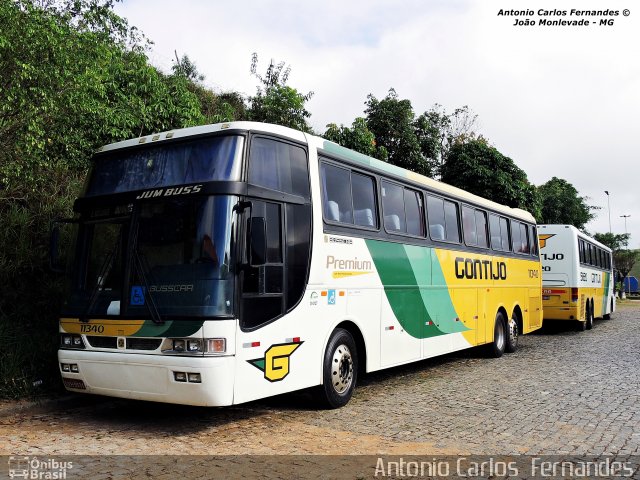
593;232;630;251
441;139;540;216
593;232;638;292
247;53;313;132
364;89;428;174
323;117;388;159
172;52;205;83
537;177;596;231
0;0;205;398
414;104;479;178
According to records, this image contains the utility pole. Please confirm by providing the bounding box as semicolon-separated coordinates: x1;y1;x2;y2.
605;191;612;234
621;214;631;297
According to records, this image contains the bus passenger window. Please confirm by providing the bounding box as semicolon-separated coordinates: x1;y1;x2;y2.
405;189;425;236
321;163;353;223
427;196;446;240
520;223;529;253
443;201;460;242
382;181;405;232
489;214;502;250
476;210;488;248
499;217;510;251
511;221;522;253
462;206;477;246
352;173;377;228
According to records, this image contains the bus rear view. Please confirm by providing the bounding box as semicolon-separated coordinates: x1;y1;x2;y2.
539;224;615;331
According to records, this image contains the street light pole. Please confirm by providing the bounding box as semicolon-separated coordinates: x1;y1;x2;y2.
620;214;631;297
605;191;612;234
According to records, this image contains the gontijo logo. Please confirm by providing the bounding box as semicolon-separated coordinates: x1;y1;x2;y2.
538;234;555;249
248;341;303;382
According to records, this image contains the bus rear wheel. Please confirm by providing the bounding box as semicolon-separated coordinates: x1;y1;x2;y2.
505;312;519;353
316;328;358;409
485;312;507;358
585;301;594;330
603;299;613;319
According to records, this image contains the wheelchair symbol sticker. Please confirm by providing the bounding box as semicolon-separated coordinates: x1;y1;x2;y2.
328;289;336;305
130;286;145;306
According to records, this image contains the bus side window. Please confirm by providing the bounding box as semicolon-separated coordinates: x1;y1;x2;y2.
519;223;529;254
462;206;477;246
404;188;425;236
352;172;378;228
511;220;522;253
321;163;353;223
381;181;406;232
248;137;309;198
476;210;488;248
499;217;510;252
530;225;539;256
426;195;446;241
489;214;502;250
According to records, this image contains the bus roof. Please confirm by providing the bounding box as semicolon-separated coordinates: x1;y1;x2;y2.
95;121;536;223
539;224;612;252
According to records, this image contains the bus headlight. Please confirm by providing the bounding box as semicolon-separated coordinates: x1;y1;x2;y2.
60;334;85;349
172;339;186;352
187;339;202;352
164;337;226;354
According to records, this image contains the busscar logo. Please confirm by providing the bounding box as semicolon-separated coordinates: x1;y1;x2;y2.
538;234;555;249
248;341;303;382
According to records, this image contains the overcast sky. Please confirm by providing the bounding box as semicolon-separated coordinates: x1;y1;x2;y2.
114;0;639;247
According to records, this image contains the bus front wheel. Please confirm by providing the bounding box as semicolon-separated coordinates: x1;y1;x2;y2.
485;312;507;358
316;328;358;409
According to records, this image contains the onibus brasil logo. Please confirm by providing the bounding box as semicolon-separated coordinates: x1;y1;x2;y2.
248;341;303;382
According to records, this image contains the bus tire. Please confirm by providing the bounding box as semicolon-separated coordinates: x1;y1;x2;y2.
585;301;594;330
603;299;613;319
505;311;519;353
316;328;358;409
485;312;507;358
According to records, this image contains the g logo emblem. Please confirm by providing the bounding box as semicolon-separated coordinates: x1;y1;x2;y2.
248;342;303;382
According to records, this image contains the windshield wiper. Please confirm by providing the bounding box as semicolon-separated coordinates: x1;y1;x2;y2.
129;228;164;325
80;228;122;323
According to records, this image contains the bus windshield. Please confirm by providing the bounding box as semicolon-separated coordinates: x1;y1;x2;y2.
85;135;244;197
63;196;237;319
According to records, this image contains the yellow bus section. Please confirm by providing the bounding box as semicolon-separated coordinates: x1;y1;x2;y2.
60;318;145;336
434;248;542;346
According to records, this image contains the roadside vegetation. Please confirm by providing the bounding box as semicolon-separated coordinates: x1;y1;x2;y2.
0;0;614;398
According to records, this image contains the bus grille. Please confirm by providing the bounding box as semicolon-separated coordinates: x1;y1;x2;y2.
63;378;86;390
126;338;162;350
86;336;117;348
85;336;162;350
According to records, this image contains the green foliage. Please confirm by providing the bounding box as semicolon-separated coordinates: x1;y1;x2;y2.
614;250;639;284
364;89;429;175
248;53;313;132
537;177;596;231
593;232;630;251
323;118;388;159
0;0;206;399
414;104;479;178
441;139;540;216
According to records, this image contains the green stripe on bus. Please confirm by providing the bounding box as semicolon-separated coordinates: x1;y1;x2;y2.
365;240;468;339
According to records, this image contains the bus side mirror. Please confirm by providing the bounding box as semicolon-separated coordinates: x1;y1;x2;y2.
49;218;75;273
248;217;267;267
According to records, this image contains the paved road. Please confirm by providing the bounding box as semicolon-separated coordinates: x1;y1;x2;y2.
2;302;639;457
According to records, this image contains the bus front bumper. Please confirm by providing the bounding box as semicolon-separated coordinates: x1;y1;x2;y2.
58;350;235;406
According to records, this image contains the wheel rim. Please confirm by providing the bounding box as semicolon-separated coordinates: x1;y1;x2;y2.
331;343;353;394
508;316;518;346
495;320;506;351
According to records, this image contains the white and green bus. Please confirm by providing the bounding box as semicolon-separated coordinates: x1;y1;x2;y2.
55;122;542;408
539;224;615;330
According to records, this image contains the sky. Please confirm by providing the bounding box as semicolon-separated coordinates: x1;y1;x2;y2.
114;0;639;247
